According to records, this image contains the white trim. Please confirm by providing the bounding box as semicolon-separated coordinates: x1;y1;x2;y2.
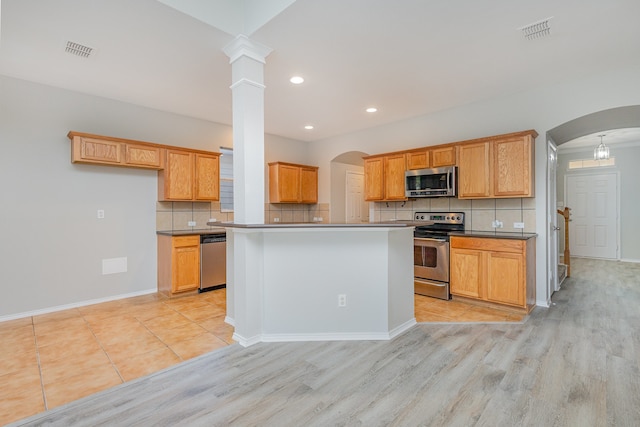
0;288;157;323
620;258;640;263
536;299;552;308
229;77;266;90
223;34;273;64
233;319;417;347
224;316;235;326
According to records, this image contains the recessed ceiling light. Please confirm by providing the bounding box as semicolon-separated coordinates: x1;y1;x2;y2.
304;125;314;130
366;107;378;113
290;76;304;84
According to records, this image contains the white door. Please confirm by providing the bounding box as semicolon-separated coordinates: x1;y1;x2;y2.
346;171;367;223
547;140;560;294
566;173;618;259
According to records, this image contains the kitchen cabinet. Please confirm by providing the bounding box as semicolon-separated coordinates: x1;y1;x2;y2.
457;141;491;198
268;162;318;204
406;150;429;170
159;149;220;201
405;146;456;170
457;130;536;199
68;132;164;169
431;146;456;167
364;153;407;201
450;236;535;312
157;235;200;296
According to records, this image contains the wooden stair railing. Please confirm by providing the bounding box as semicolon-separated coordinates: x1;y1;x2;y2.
557;207;571;277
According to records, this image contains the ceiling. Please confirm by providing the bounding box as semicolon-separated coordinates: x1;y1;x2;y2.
1;0;639;143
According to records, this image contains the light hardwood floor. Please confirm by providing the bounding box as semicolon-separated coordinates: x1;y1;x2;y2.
9;257;640;426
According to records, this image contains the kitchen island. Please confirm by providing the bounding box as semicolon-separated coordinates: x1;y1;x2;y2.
214;222;415;347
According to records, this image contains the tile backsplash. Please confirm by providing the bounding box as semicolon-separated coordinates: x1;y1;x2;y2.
371;198;536;233
156;202;331;231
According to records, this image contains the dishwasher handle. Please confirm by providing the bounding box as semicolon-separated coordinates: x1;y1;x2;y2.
201;234;226;244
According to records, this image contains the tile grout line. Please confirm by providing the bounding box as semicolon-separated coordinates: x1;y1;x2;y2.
32;316;49;411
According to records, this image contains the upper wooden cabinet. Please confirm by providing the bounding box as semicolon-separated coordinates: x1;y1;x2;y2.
431;146;456;167
268;162;318;204
406;150;429;170
458;130;536;199
364;154;407;201
68;132;164;169
405;145;456;170
159;149;220;202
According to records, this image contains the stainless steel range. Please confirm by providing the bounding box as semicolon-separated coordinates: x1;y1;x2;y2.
413;212;465;300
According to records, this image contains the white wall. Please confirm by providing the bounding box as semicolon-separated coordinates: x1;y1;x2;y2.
557;143;640;262
308;65;640;306
0;75;307;318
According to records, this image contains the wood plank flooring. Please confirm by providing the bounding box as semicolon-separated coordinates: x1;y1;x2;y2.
10;257;640;426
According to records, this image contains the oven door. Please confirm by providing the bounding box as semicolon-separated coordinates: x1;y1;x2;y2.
414;237;449;283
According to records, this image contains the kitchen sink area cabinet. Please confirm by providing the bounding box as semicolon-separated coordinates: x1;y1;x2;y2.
159;149;220;202
450;235;535;312
457;130;537;199
364;153;407;201
268;162;318;204
157;235;200;296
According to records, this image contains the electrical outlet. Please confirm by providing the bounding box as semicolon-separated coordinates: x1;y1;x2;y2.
274;217;280;222
188;221;196;227
338;294;347;307
514;222;525;229
97;209;104;219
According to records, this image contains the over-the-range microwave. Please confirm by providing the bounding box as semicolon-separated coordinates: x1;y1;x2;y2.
405;166;457;198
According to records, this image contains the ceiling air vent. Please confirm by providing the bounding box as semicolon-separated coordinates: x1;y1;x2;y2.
65;41;94;58
520;17;553;40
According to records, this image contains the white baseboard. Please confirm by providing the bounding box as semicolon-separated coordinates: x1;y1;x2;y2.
224;316;235;326
0;288;157;323
620;258;640;263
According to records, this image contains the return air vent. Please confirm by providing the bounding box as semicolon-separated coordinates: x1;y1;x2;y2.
520;17;553;40
65;41;94;58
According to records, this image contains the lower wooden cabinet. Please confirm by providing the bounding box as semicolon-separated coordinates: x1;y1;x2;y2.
450;236;535;312
158;235;200;296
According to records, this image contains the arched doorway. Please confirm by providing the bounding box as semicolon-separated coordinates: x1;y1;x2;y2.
546;105;640;296
329;151;370;223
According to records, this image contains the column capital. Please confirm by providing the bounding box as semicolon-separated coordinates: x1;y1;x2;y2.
223;34;273;64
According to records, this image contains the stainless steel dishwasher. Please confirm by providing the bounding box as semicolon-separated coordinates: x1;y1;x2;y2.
200;233;226;292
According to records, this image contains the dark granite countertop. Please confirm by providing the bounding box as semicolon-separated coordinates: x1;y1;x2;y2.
156;227;226;236
207;221;411;229
449;230;537;240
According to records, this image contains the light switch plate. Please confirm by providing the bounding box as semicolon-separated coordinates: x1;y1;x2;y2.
514;222;525;229
188;221;196;227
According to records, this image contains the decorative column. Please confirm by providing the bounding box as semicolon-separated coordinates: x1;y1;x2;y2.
223;35;272;345
223;34;272;224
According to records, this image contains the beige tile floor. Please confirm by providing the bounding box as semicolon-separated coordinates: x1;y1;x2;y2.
1;290;522;425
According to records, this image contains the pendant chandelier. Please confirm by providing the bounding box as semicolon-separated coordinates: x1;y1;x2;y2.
594;134;610;160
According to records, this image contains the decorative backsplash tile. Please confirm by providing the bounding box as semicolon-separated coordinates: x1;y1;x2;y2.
373;198;536;233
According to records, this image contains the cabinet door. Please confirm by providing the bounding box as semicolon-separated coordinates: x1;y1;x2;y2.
364;157;384;201
493;135;534;197
277;164;301;202
194;154;220;201
384;154;407;200
75;137;121;165
450;248;484;299
171;236;200;293
163;150;194;200
487;251;524;306
300;167;318;203
124;143;163;169
406;151;429;170
458;142;491;198
431;146;456;167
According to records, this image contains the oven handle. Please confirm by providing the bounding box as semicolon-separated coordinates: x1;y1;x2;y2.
414;237;448;243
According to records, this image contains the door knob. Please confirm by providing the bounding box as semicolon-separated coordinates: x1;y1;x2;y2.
553;226;560;231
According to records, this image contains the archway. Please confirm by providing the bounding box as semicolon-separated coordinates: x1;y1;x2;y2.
329;151;370;223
